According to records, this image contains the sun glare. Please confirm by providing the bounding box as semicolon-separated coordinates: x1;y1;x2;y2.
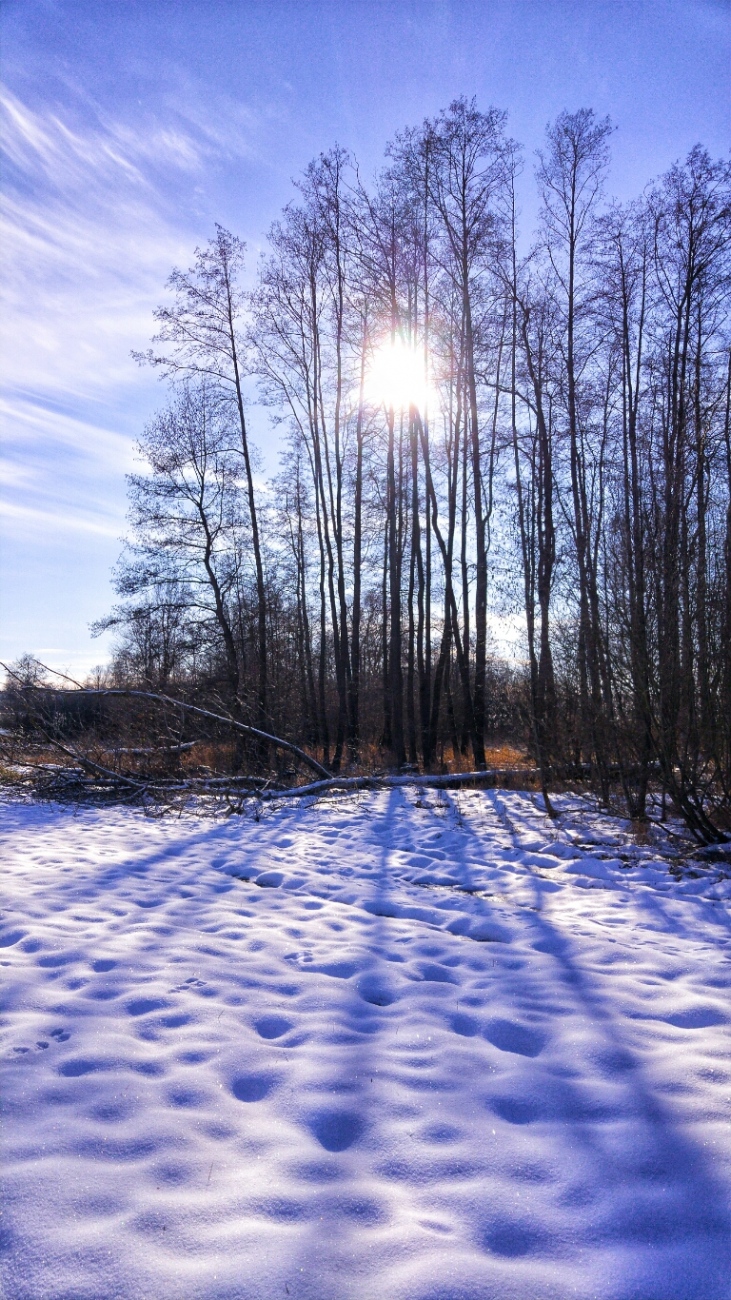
364;338;433;414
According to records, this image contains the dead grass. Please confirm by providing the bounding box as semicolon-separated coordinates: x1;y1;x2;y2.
423;743;532;774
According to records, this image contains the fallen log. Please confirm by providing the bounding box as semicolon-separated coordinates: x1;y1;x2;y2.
253;768;543;802
236;762;662;804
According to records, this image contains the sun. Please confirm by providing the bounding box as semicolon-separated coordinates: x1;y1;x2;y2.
364;337;433;414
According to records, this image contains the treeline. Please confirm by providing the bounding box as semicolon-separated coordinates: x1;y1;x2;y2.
97;100;731;836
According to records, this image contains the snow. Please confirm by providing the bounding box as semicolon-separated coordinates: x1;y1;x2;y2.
1;787;731;1300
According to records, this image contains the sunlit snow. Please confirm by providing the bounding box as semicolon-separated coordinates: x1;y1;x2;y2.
2;788;731;1299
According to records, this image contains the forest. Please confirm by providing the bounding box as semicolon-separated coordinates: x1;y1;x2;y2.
6;101;731;842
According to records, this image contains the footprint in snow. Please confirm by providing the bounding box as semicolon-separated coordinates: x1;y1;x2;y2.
12;1026;70;1056
231;1072;278;1102
254;1015;294;1040
483;1019;546;1057
307;1108;366;1152
450;1012;480;1037
125;997;170;1017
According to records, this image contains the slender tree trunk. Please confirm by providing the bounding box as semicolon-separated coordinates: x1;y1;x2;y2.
348;321;367;762
225;281;267;729
387;404;405;765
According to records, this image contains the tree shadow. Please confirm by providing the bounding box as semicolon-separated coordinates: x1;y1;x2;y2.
436;786;731;1300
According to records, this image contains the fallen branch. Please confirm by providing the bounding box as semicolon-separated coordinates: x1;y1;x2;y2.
1;664;330;781
19;734;146;792
105;742;198;757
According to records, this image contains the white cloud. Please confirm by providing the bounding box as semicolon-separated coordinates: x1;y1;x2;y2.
0;94;195;406
1;500;123;542
0;395;139;468
0;395;137;546
0;82;259;665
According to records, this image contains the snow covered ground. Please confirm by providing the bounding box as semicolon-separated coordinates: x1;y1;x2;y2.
1;787;731;1300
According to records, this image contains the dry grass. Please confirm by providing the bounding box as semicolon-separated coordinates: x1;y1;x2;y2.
426;743;531;774
1;731;534;792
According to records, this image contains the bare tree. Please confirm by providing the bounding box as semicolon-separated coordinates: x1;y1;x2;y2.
135;228;268;730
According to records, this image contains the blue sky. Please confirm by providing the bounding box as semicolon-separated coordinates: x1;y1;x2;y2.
1;0;729;675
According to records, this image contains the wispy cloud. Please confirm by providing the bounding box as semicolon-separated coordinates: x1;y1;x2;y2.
0;395;135;545
0;89;197;404
0;83;253;200
0;394;141;469
0;79;259;664
2;500;123;541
